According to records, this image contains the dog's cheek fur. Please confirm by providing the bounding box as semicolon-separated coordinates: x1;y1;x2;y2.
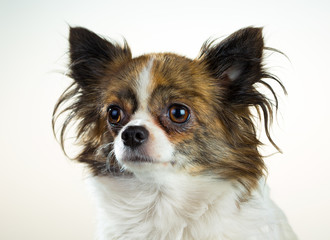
169;105;264;195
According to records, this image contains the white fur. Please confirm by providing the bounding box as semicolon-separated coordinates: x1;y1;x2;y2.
86;174;297;240
136;58;154;111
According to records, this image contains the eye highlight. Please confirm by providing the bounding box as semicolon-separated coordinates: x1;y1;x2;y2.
168;104;190;124
107;105;124;125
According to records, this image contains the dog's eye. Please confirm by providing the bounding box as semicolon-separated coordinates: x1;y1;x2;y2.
168;104;190;124
107;106;124;125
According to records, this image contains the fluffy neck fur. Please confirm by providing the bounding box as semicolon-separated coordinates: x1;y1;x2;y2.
87;173;297;240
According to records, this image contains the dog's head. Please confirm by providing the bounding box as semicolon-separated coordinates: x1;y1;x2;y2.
53;27;284;191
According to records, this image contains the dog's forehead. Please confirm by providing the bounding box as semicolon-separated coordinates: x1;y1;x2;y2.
112;54;195;107
104;53;216;117
132;54;207;106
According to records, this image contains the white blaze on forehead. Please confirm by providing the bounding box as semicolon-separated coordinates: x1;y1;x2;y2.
136;58;154;110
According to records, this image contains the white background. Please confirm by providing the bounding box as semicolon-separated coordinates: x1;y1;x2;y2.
1;0;330;239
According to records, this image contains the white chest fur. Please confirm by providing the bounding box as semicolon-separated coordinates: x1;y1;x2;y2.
86;174;297;240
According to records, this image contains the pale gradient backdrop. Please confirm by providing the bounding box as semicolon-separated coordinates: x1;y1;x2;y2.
1;0;330;239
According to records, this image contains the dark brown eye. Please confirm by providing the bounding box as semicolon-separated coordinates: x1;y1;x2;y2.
107;106;123;125
168;104;190;123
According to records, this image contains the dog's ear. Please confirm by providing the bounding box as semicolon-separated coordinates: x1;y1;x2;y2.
200;27;286;151
199;27;265;106
69;27;131;88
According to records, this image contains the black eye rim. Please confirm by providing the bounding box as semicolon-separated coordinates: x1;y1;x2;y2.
107;105;124;125
167;103;191;124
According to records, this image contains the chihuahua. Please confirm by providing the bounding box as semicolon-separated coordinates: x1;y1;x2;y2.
53;26;297;240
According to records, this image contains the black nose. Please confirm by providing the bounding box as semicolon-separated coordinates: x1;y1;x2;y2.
121;126;149;148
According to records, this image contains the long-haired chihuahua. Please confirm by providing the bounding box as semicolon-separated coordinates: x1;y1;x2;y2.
53;26;297;240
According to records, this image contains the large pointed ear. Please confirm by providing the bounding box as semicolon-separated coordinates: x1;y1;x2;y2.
199;27;267;105
199;27;286;151
69;27;132;88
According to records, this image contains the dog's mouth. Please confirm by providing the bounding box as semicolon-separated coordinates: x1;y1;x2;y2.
119;152;174;168
119;148;158;163
122;154;154;163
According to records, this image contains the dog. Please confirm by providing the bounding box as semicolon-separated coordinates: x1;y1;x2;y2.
53;26;297;239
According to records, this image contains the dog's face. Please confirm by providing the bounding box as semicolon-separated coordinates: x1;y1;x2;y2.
103;54;226;175
53;27;283;191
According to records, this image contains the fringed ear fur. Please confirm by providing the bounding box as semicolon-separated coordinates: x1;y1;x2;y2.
69;27;132;88
199;27;286;151
199;27;264;103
